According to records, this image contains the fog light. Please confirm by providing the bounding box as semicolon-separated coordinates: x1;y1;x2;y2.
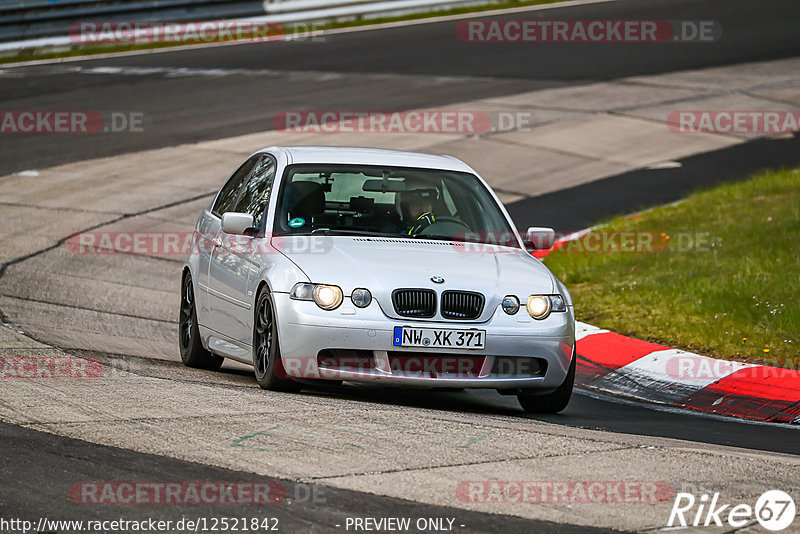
313;284;343;310
502;295;520;315
351;288;372;308
526;295;552;320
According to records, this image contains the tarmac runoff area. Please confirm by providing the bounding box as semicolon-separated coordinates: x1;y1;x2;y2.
1;56;800;532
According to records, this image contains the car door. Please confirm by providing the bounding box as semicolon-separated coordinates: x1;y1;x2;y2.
208;155;277;345
198;155;259;325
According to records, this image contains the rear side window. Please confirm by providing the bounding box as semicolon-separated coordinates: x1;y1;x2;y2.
212;156;258;216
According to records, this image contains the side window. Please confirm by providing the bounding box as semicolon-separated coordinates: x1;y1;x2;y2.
211;156;258;217
234;157;276;228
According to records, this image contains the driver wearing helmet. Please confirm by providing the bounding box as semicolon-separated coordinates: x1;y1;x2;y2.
400;188;439;235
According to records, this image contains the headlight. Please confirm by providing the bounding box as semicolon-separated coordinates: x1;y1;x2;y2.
526;295;552;319
290;282;343;310
501;295;520;315
313;284;343;310
351;288;372;308
526;294;567;319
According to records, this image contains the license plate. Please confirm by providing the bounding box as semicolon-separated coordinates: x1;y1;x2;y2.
392;326;485;349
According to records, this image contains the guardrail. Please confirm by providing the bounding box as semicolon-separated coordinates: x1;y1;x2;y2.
0;0;490;51
1;0;264;42
258;0;486;23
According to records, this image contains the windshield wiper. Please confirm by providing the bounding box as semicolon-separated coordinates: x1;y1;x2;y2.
409;233;520;247
310;229;403;238
406;234;458;242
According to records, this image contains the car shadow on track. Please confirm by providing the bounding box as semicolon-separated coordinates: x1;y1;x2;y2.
298;381;535;417
212;361;800;454
282;381;800;455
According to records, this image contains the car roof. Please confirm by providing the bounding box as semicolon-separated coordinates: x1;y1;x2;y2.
259;146;473;173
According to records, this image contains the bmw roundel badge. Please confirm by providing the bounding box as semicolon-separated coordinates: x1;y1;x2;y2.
431;276;445;284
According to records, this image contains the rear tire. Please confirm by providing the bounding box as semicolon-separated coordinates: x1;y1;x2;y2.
253;286;301;392
179;274;224;370
517;355;575;414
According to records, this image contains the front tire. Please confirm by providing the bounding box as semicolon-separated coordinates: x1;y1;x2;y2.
517;354;575;414
253;287;300;392
179;274;223;370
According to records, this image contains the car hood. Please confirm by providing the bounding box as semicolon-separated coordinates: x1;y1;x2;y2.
276;236;555;321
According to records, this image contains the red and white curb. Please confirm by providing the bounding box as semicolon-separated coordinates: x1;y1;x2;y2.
530;221;799;424
574;322;800;424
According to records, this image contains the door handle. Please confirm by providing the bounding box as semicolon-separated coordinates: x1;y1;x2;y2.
213;237;223;247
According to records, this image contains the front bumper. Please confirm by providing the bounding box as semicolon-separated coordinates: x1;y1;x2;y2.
272;292;575;390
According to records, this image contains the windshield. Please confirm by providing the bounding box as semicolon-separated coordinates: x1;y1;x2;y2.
272;164;519;247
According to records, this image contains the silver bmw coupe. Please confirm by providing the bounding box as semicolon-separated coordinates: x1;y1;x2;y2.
180;146;576;413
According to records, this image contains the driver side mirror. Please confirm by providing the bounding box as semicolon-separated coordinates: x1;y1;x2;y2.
221;212;255;235
526;227;555;250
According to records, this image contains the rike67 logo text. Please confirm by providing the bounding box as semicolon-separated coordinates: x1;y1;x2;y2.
669;490;795;531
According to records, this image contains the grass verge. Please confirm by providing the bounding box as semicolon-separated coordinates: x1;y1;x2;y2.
543;167;800;368
1;0;569;65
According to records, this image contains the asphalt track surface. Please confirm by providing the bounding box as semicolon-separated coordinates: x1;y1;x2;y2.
0;421;618;534
1;0;800;175
0;386;796;530
507;133;800;232
2;0;800;531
